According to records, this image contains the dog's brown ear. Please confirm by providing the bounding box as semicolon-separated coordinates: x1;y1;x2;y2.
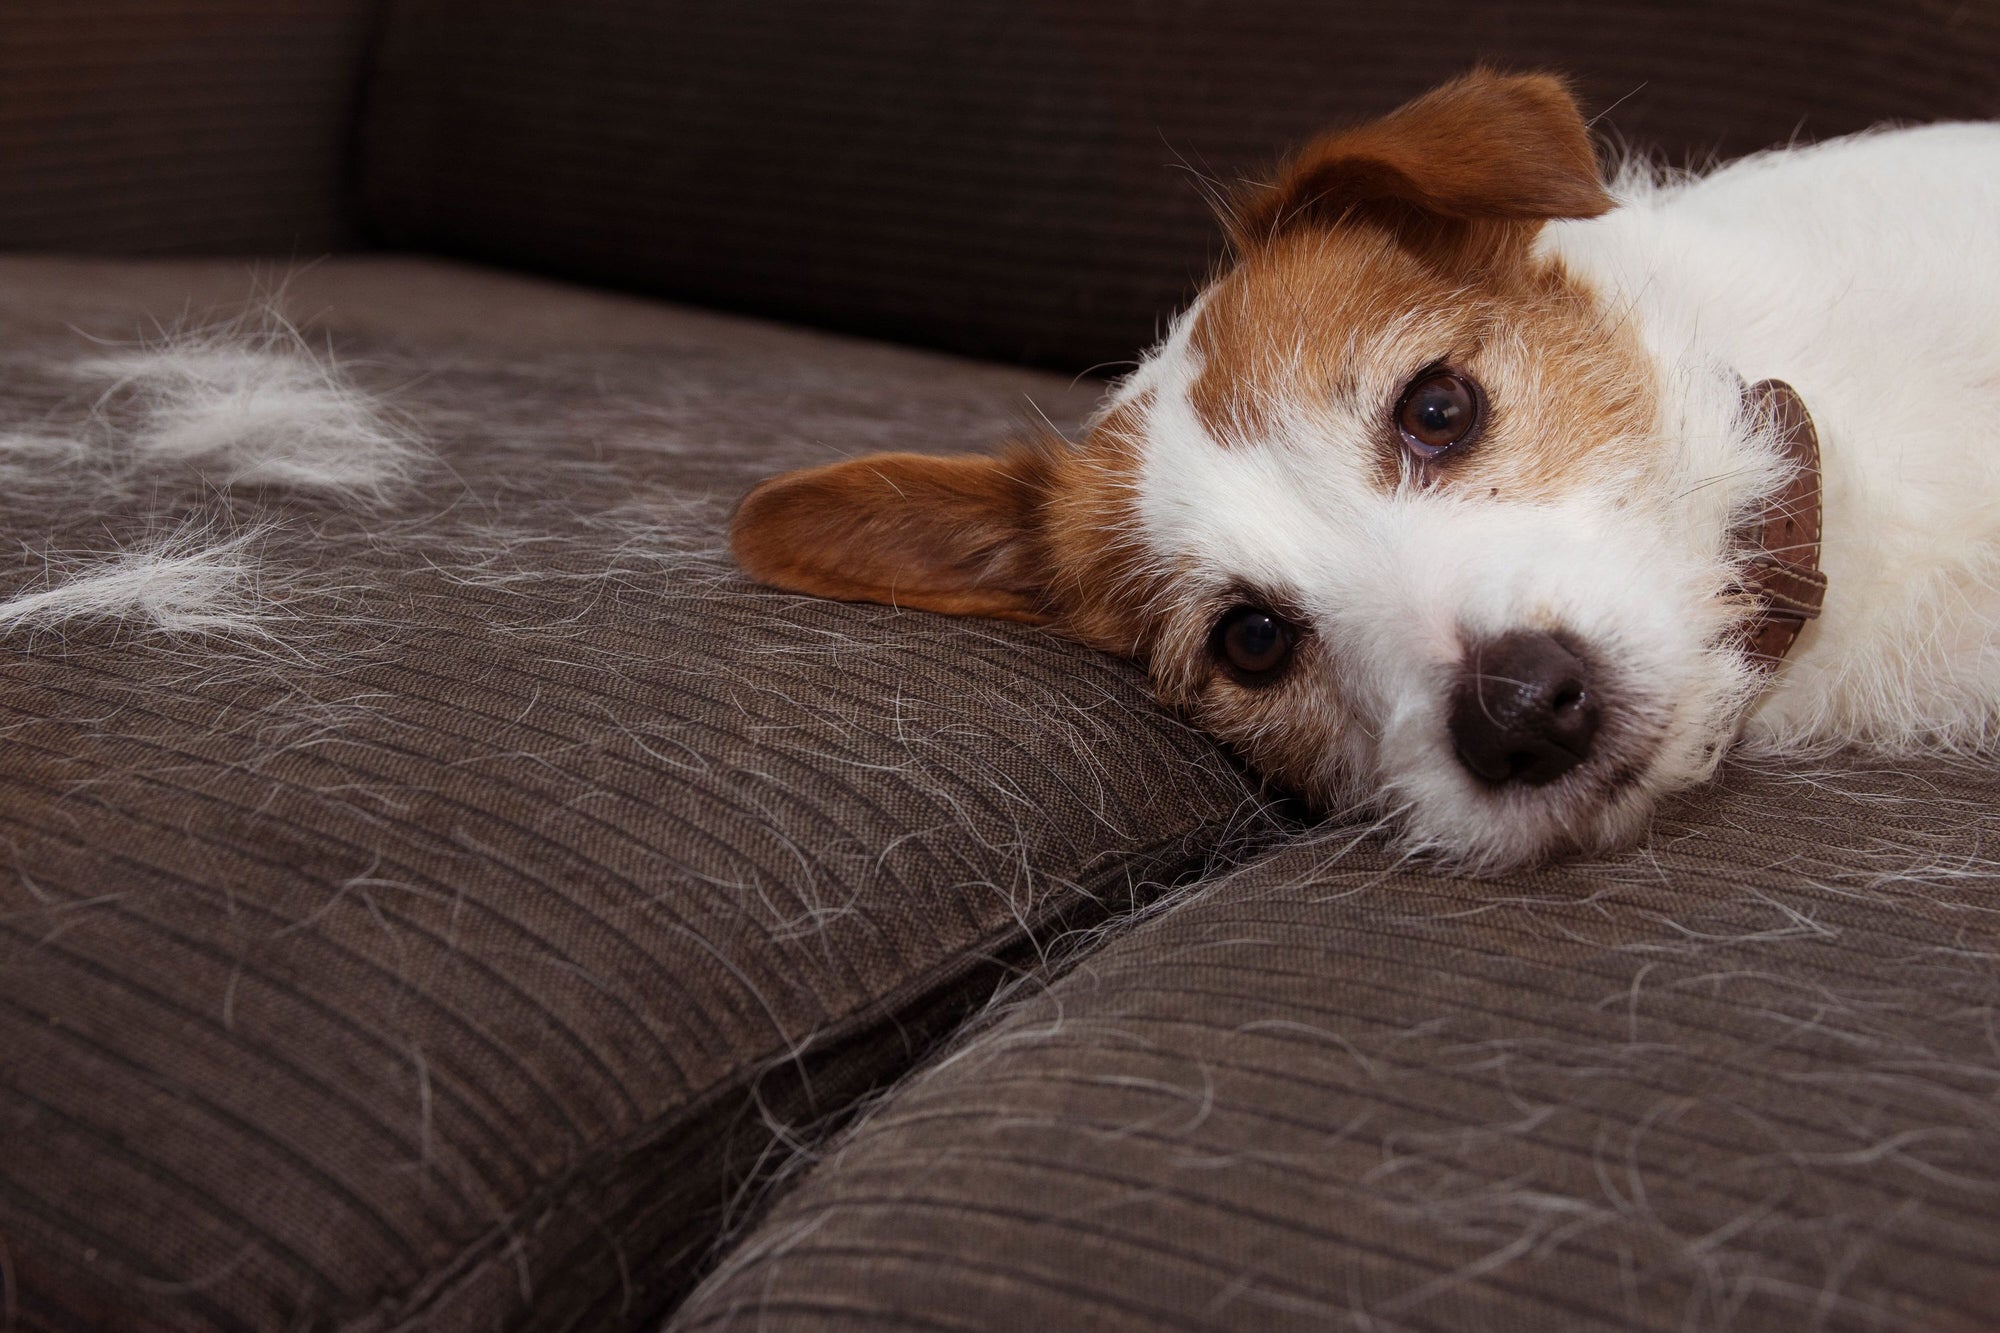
731;448;1055;623
1231;70;1612;262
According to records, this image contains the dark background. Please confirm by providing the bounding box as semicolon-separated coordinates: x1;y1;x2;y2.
5;0;1997;368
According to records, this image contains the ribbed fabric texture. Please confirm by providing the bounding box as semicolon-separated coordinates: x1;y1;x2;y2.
0;0;377;253
676;757;2000;1331
0;257;1270;1332
359;0;2000;370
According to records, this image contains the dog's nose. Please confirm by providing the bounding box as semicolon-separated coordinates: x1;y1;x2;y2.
1449;631;1600;786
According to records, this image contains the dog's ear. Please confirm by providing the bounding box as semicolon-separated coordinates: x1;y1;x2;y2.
731;447;1055;623
1230;70;1611;266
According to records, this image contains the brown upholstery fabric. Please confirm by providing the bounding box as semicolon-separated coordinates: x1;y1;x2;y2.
359;0;2000;370
676;758;2000;1331
0;0;377;255
0;257;1274;1332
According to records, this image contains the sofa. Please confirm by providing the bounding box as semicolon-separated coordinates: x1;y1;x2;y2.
4;3;1998;1329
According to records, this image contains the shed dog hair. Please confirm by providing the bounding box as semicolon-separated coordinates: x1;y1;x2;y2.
733;71;2000;869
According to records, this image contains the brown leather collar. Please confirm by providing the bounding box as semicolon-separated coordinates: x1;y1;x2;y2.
1733;378;1827;669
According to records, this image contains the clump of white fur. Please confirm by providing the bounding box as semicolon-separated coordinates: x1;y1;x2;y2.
76;318;424;501
0;524;273;639
0;319;426;646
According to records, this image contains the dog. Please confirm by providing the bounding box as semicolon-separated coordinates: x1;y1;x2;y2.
730;70;2000;869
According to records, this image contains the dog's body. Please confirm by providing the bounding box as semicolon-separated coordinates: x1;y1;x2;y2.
1554;123;2000;752
733;73;2000;868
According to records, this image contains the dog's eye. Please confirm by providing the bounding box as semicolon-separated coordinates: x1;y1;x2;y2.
1213;606;1295;682
1396;369;1482;460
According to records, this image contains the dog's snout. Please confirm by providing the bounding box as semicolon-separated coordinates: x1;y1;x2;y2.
1450;631;1601;787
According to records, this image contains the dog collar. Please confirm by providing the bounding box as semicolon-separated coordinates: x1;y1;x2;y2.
1733;378;1827;669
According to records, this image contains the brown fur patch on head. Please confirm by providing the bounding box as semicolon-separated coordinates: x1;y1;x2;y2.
1190;70;1639;471
1037;395;1177;657
1230;69;1612;271
1189;226;1441;453
1439;258;1661;499
1188;222;1657;497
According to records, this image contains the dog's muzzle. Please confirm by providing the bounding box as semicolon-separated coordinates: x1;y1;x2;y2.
1444;380;1827;793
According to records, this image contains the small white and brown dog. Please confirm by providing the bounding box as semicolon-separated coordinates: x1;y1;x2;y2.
732;71;2000;869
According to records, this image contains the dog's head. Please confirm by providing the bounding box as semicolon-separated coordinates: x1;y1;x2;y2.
733;71;1782;869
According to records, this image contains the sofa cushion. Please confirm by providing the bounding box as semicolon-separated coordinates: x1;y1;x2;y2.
675;756;2000;1330
0;257;1275;1331
359;0;2000;370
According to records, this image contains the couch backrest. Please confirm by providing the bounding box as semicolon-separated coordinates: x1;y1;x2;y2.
0;0;379;254
7;2;1997;371
357;0;2000;370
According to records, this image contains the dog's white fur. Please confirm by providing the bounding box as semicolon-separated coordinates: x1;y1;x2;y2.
1113;123;2000;866
1559;128;2000;755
